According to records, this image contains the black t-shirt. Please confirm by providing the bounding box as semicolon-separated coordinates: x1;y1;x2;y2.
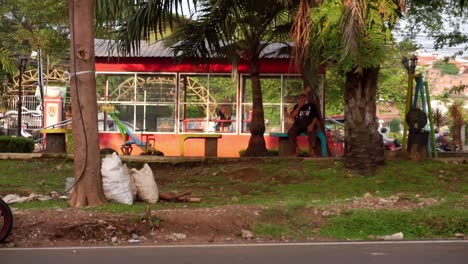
293;103;319;128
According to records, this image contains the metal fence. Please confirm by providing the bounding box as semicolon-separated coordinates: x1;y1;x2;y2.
1;95;43;132
5;95;42;113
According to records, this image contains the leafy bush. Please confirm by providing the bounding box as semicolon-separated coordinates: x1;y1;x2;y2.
388;132;402;142
67;132;74;154
0;136;34;153
389;119;400;133
433;61;459;75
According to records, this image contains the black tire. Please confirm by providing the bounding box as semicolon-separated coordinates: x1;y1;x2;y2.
0;197;13;243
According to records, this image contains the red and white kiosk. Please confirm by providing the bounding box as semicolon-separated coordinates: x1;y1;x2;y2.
41;87;68;153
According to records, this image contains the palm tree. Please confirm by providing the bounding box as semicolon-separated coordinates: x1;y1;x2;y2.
448;100;466;151
293;0;405;173
162;0;294;156
433;107;448;130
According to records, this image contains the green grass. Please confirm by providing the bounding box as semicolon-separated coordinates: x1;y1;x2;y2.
319;207;468;240
0;159;73;195
252;202;318;239
1;157;467;240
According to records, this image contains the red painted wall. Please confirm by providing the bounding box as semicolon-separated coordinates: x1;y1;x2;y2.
99;132;322;157
95;57;326;75
100;132;284;157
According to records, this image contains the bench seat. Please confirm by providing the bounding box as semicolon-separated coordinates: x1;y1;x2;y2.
180;133;222;157
269;131;328;157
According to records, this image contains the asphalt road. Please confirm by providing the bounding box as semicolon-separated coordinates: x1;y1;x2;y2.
0;241;467;264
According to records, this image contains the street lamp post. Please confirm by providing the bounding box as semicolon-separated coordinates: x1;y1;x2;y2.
13;54;29;137
401;54;418;151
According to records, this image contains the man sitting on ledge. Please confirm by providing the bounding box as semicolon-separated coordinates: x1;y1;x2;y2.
287;90;321;157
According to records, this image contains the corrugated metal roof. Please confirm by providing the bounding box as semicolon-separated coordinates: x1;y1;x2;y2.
95;39;292;59
95;39;173;58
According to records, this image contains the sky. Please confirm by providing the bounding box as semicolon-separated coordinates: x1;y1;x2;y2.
394;17;468;59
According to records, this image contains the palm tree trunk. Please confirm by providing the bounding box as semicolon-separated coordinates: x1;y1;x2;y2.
344;66;384;173
302;59;326;155
245;59;269;156
302;59;323;121
68;0;106;207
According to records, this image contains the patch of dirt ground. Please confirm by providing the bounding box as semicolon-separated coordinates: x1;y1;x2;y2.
4;205;263;248
2;157;464;248
1;193;446;248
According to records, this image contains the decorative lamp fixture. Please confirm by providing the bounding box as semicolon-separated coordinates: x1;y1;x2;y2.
401;56;409;71
408;54;418;74
402;54;418;75
13;53;29;137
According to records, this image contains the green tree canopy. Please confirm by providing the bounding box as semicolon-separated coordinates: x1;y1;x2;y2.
433;60;460;75
402;0;468;57
0;0;69;58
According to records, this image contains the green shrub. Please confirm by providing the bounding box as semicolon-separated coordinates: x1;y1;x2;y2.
0;136;34;153
67;132;74;154
433;61;459;75
390;118;401;133
388;132;402;142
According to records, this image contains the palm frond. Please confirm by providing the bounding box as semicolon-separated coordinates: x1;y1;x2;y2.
95;0;196;55
291;0;312;67
166;0;292;65
340;0;367;63
448;100;466;127
0;48;17;75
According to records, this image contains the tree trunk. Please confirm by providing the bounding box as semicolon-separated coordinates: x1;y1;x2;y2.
68;0;106;207
245;59;269;156
302;58;323;123
344;67;384;174
302;59;326;155
452;126;462;151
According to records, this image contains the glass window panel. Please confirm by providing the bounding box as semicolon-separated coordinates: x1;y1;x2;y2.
208;76;237;103
241;75;309;133
261;77;281;103
99;74;136;102
98;103;135;132
179;104;208;132
283;76;303;104
179;74;236;133
242;76;281;104
114;104;136;130
180;75;210;104
136;105;175;132
136;74;176;103
242;78;252;103
264;105;281;133
208;76;236;133
213;104;236;133
96;75;107;101
241;104;253;133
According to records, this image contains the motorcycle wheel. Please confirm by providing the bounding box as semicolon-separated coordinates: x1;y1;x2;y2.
0;198;13;243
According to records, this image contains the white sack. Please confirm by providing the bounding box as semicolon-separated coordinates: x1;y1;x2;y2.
101;152;133;205
130;163;159;204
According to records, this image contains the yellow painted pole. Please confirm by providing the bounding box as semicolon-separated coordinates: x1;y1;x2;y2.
402;74;414;151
